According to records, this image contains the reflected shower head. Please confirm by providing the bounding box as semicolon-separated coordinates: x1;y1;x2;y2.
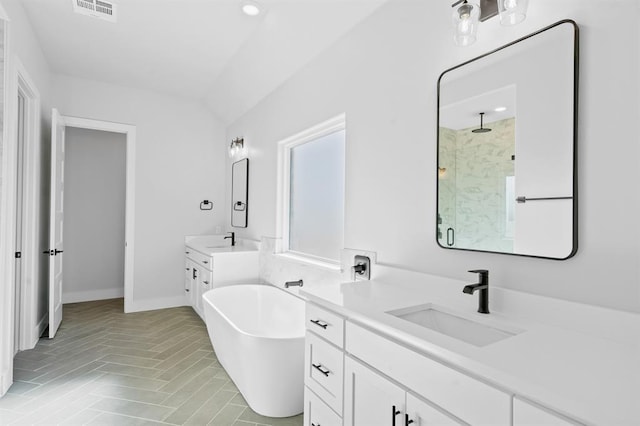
472;112;492;133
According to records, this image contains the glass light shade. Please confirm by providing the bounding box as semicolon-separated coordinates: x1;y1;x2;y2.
497;0;528;26
452;2;480;47
229;138;247;158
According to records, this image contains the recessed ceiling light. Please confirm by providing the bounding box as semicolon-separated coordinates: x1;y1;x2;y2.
494;106;507;112
242;1;261;16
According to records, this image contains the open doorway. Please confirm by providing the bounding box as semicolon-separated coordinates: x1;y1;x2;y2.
62;128;126;304
46;113;136;338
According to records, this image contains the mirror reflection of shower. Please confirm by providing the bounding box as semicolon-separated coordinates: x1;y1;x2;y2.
472;112;492;133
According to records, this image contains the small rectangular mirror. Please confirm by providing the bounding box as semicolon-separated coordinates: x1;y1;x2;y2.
437;20;578;259
231;158;249;228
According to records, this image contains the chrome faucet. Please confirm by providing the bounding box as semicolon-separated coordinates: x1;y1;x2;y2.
463;269;490;314
284;279;303;288
224;231;235;246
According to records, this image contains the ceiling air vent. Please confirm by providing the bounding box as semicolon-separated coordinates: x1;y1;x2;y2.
72;0;117;23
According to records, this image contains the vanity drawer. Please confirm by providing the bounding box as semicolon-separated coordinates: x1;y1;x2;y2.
305;331;344;415
186;247;213;270
304;387;342;426
346;322;511;426
306;303;344;348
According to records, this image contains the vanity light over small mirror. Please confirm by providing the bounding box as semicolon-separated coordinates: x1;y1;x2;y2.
437;20;578;260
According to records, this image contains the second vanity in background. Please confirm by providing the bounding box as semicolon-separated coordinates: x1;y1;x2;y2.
184;234;259;319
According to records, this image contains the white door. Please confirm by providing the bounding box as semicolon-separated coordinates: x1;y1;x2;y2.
48;108;66;339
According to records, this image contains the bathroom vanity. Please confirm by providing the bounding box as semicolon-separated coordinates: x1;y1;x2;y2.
301;279;639;426
184;234;259;319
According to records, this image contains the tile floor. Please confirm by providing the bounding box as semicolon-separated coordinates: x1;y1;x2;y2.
0;299;303;426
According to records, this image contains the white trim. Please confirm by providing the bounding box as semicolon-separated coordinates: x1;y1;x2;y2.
0;16;11;397
33;312;47;348
62;288;125;304
276;113;346;265
127;296;189;313
61;115;136;313
13;58;42;352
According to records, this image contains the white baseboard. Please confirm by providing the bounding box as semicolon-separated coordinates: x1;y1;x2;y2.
24;313;49;350
0;366;12;396
126;295;188;313
62;288;124;304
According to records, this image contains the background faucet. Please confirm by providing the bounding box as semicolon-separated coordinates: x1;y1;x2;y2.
224;231;235;246
463;269;489;314
284;279;303;288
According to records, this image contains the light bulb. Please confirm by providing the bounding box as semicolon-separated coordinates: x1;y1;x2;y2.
452;2;479;46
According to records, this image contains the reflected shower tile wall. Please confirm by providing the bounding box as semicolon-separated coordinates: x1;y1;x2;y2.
455;118;515;252
438;127;457;245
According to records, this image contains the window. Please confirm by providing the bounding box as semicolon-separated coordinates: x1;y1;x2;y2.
277;115;345;266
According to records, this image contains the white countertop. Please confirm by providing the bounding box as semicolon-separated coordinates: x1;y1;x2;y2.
301;280;640;426
185;234;259;256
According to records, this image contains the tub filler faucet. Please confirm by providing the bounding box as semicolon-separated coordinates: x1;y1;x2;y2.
284;279;304;288
463;269;490;314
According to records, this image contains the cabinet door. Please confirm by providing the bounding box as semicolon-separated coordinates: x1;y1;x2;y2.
344;356;405;426
406;393;466;426
185;258;196;306
304;387;342;426
513;398;577;426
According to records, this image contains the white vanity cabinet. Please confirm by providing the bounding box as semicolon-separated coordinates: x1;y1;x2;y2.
184;240;259;320
344;356;464;426
303;304;346;426
184;247;213;319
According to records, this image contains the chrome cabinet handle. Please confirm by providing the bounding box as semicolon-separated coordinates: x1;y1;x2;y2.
310;319;328;329
203;280;209;285
203;260;209;264
312;363;330;376
311;423;320;426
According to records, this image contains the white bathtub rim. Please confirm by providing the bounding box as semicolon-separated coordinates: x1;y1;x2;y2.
203;284;305;341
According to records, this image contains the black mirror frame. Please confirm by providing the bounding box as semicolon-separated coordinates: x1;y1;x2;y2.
436;19;579;260
231;158;249;228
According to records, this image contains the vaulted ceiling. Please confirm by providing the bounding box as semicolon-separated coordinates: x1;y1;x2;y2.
21;0;389;124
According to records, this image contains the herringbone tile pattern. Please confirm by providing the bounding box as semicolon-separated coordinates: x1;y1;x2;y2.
0;299;303;426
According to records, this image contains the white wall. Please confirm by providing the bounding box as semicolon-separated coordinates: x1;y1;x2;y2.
226;0;640;313
52;75;227;311
63;128;126;303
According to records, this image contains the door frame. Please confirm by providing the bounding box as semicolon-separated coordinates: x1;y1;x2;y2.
62;115;136;313
14;59;41;351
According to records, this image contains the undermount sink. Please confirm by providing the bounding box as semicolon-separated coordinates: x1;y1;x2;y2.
387;304;522;347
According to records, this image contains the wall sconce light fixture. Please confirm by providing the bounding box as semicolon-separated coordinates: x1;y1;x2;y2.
451;0;529;46
229;137;247;158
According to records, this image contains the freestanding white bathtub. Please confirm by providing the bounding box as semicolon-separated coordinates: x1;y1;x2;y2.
202;284;305;418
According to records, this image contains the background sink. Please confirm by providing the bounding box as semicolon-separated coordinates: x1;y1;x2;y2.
387;304;521;347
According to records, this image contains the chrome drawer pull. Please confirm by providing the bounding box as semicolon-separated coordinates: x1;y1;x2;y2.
312;363;330;376
310;319;328;329
203;260;209;264
203;281;209;285
311;423;320;426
